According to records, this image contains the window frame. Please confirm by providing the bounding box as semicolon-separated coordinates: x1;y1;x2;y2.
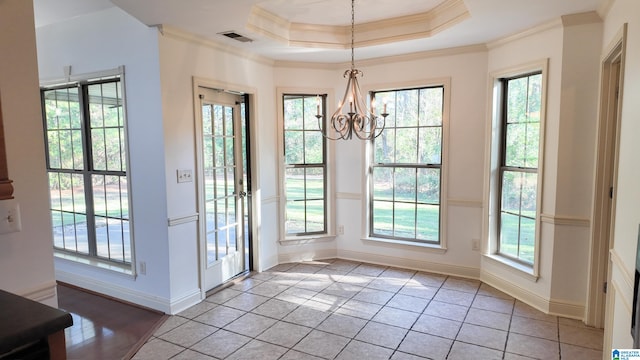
485;60;548;278
41;68;135;273
277;88;335;241
365;78;450;250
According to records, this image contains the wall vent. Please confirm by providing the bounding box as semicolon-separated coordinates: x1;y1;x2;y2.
218;31;253;43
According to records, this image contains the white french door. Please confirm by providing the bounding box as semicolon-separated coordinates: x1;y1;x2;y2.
197;88;247;291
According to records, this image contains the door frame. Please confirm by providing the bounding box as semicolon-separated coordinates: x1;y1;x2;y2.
585;24;627;329
192;77;260;297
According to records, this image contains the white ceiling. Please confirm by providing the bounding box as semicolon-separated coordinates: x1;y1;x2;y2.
33;0;605;63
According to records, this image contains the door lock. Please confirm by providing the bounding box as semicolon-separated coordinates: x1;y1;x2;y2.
238;191;247;198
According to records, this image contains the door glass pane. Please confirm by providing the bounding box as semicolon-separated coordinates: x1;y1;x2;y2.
202;102;240;266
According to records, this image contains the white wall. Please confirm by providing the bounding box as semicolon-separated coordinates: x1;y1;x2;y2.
158;30;280;305
601;0;640;349
273;50;488;276
0;0;58;307
36;7;173;311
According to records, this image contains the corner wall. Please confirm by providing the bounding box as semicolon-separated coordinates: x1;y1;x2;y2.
0;0;57;307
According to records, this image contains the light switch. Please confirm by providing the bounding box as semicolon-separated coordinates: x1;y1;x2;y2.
0;200;21;234
177;169;193;183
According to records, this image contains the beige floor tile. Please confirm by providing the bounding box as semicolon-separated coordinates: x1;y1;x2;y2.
510;315;559;340
352;287;395;305
434;288;476;306
398;283;438;299
336;299;383;320
380;267;416;281
424;300;469;321
513;301;558;323
322;282;364;298
477;283;514;300
448;341;504;360
336;340;394;360
223;312;277;337
277;287;318;304
398;330;453;359
372;306;420;329
465;307;511;331
153;316;188;336
412;313;462;339
256;321;312;348
559;324;604;350
157;321;218;348
280;350;324;360
224;292;270;311
131;338;185;360
560;343;603;360
472;294;515;314
390;351;426;360
247;281;289;297
193;305;245;328
251;298;298;319
355;321;408;349
410;271;447;287
506;333;560;359
170;349;215;360
283;305;331;327
293;330;350;358
204;288;243;304
227;339;288;360
456;323;507;350
315;313;367;338
442;277;481;293
351;263;387;277
176;301;217;319
190;329;251;358
386;293;430;312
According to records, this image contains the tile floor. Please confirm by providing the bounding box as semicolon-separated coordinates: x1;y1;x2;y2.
132;259;604;360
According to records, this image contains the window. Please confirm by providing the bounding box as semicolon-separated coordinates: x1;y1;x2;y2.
282;94;327;235
42;77;131;265
497;72;542;264
370;86;444;244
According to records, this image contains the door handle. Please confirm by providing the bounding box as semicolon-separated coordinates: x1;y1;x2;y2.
238;191;247;198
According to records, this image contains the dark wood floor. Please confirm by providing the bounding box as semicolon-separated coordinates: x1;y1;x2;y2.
57;283;165;360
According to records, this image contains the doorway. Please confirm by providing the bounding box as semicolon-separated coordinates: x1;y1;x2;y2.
586;25;626;331
196;87;252;292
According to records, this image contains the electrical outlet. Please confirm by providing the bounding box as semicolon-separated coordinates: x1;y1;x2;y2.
337;225;344;235
472;239;480;251
177;169;193;183
139;261;147;275
0;200;21;234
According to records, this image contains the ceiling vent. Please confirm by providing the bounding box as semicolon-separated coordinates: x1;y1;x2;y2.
219;31;253;43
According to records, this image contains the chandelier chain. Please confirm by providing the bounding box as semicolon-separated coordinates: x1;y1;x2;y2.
351;0;355;70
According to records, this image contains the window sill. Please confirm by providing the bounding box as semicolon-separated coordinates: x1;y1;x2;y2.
54;251;135;277
362;237;447;254
483;253;538;282
278;234;336;245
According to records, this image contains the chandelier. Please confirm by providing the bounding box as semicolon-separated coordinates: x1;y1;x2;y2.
316;0;388;140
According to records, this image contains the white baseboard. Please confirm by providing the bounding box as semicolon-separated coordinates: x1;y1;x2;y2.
56;269;199;314
481;270;585;320
278;249;338;264
17;281;58;306
337;249;481;279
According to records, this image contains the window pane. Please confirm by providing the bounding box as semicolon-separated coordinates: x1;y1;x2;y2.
394;167;416;202
304;131;323;164
394;201;416;239
284;131;303;164
374;128;395;163
417;204;439;241
498;72;542;264
417;168;440;204
283;94;327;236
500;212;520;259
419;127;442;164
371;86;444;243
44;79;131;265
419;88;443;126
373;167;393;201
395;128;418;163
372;200;393;236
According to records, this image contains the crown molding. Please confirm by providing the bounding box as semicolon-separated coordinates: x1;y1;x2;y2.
486;18;563;50
561;11;602;26
247;0;469;50
273;43;487;69
157;25;275;67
